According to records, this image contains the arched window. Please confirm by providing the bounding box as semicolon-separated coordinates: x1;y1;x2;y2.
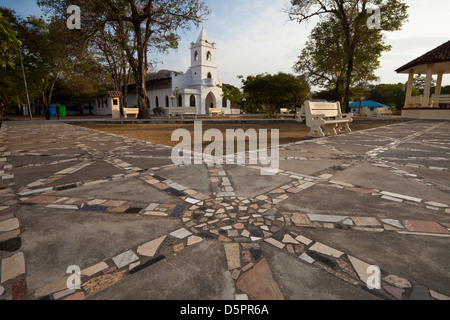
155;96;159;108
165;96;169;107
190;95;196;107
178;95;182;107
207;72;212;79
194;51;199;61
222;98;228;108
206;51;211;61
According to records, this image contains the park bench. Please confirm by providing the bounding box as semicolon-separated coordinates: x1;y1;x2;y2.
280;108;291;116
361;107;374;118
209;108;225;116
296;105;305;122
406;95;423;108
429;94;450;107
168;107;198;120
376;108;392;117
123;108;139;118
304;101;353;137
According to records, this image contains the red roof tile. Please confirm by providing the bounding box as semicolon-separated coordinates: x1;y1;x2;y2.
396;40;450;73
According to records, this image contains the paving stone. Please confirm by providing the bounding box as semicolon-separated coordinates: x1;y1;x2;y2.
82;270;127;296
290;213;312;226
380;191;421;203
347;255;373;285
187;235;204;246
307;214;348;223
410;284;430;300
0;218;20;232
12;278;27;300
299;253;315;264
0;285;4;296
403;220;450;234
264;238;285;249
81;262;109;277
424;201;448;208
281;234;298;244
112;250;139;269
383;274;411;289
295;234;313;246
170;228;192;239
1;252;26;283
429;290;450;300
351;217;382;227
63;291;86;300
137;236;167;257
381;219;404;230
236;258;284;300
224;243;241;270
383;284;404;300
53;288;76;300
309;242;343;258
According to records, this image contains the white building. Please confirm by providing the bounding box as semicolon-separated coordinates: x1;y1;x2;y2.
122;26;231;116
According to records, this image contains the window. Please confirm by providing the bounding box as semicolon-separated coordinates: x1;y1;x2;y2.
165;96;169;107
178;95;182;107
207;72;212;79
113;99;118;106
190;95;196;107
206;51;211;61
222;98;228;108
155;96;159;108
194;51;199;61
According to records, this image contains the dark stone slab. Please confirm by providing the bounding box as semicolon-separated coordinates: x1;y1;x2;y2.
170;205;187;218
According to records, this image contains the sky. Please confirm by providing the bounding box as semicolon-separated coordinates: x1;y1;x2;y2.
3;0;450;90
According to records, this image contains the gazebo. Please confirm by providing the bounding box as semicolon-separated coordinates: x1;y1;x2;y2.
396;40;450;119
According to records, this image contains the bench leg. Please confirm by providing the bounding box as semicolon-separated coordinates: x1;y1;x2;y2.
337;123;351;133
307;125;325;138
323;124;337;136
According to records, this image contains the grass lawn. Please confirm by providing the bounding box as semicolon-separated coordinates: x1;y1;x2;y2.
77;120;403;153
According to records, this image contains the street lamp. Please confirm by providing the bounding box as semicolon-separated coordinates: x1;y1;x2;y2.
175;87;179;107
170;94;175;107
242;98;246;113
335;70;341;102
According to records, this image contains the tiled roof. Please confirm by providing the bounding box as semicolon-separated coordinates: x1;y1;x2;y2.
396;40;450;73
107;91;122;98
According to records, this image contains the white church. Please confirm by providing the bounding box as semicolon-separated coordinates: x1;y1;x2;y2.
95;26;231;116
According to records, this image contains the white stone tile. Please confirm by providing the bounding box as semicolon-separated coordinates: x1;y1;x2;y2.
112;250;139;269
425;201;448;208
187;235;204;246
264;238;285;249
170;228;192;239
380;191;421;203
46;204;79;210
307;214;348;223
381;219;404;229
299;253;315;264
381;195;403;203
235;294;249;300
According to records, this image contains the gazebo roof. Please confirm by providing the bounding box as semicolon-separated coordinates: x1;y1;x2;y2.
396;40;450;74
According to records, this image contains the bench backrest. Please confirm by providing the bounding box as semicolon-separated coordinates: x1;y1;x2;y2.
305;101;341;119
431;94;450;102
209;108;223;112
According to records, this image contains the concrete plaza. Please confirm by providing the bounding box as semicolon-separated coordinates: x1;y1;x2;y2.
0;119;449;301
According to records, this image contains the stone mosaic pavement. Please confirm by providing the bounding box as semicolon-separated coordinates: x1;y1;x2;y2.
0;119;449;300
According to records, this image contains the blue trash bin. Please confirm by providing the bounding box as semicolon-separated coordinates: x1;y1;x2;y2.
48;105;57;117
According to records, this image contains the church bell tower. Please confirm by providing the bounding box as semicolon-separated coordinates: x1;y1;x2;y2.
190;24;218;86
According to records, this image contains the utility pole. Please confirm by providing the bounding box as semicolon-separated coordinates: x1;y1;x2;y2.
19;51;33;120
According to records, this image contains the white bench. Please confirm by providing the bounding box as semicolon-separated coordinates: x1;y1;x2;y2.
296;105;305;122
123;108;139;118
209;108;225;116
406;95;423;108
280;108;291;116
304;101;353;137
168;107;197;120
361;107;374;118
376;108;392;117
429;94;450;107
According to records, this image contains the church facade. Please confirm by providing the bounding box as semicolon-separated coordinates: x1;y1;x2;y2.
123;26;231;116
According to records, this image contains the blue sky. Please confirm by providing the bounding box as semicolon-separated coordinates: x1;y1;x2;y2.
3;0;450;89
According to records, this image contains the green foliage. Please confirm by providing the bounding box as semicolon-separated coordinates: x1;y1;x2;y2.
0;11;21;68
241;72;310;116
218;83;244;109
153;107;164;116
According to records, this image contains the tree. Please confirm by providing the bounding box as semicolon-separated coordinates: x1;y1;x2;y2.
39;0;209;119
294;17;389;96
0;11;21;68
218;83;244;109
287;0;409;112
241;72;310;116
413;76;436;93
